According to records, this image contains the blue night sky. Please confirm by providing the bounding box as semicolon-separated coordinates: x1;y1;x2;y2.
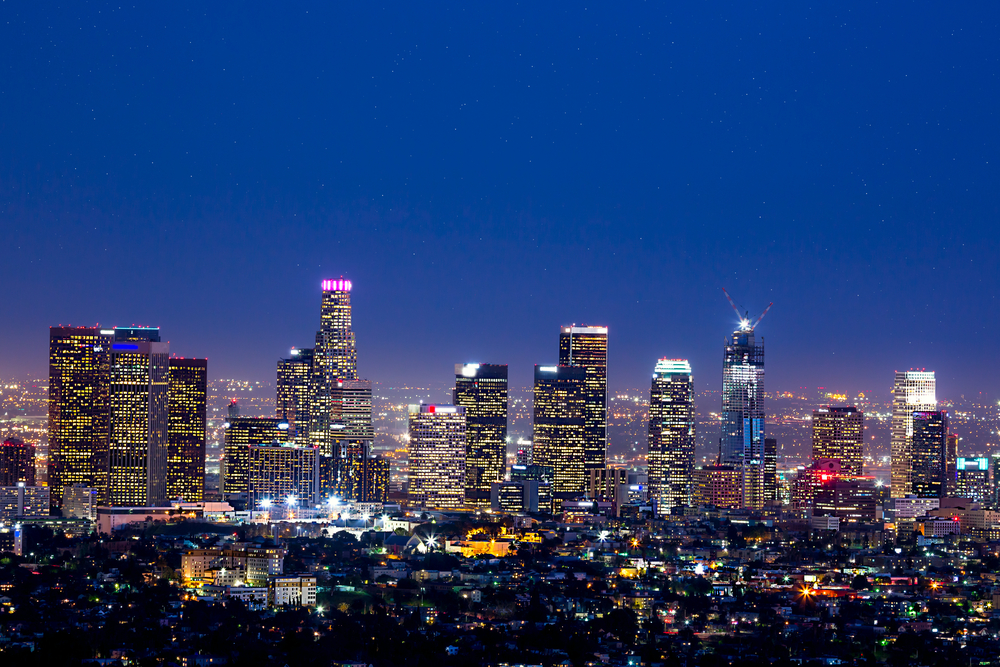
2;3;998;398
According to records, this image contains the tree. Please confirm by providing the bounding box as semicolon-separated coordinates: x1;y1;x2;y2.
851;574;869;590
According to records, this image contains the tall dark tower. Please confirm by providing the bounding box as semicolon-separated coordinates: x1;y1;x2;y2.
911;411;949;498
558;326;608;473
454;363;509;507
532;364;587;501
48;326;113;507
167;358;207;502
647;359;695;513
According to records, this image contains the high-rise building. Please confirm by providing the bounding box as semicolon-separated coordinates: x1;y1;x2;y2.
812;407;864;476
310;279;360;454
955;457;990;503
510;464;554;513
647;358;695;512
720;326;765;508
328;379;375;499
763;437;778;503
946;433;959;495
453;363;508;507
222;417;289;495
167;358;207;502
407;404;466;509
532;365;587;500
588;467;628;502
559;326;608;473
248;443;320;513
276;348;314;444
813;474;878;522
0;438;36;487
890;370;936;498
108;328;170;507
692;465;741;509
48;326;113;507
911;411;949;498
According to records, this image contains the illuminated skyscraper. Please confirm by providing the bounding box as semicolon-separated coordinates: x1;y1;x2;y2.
167;358;207;502
911;410;949;498
48;326;113;507
328;379;375;499
955;457;989;503
812;407;864;476
453;363;508;507
720;326;766;508
222;417;289;495
559;326;608;473
248;443;320;512
889;370;936;498
408;404;466;508
108;328;170;507
277;348;313;444
0;438;36;487
532;365;587;499
647;358;695;512
763;437;778;502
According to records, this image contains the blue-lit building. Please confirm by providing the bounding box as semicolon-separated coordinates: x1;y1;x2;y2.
720;327;765;508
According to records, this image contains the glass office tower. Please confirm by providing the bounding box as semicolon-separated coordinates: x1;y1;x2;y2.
558;326;608;474
647;358;695;513
720;327;765;508
453;363;508;507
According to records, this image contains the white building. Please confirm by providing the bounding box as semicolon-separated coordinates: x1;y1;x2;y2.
271;575;317;607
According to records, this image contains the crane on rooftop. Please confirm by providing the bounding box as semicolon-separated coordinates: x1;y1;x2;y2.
722;287;773;332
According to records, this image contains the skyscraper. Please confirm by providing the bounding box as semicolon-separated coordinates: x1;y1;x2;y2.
248;443;320;512
558;326;608;473
453;363;508;507
532;364;587;500
763;437;778;502
812;407;864;476
167;358;207;502
48;326;112;507
0;438;36;487
911;410;949;498
955;457;989;503
407;404;466;508
647;358;695;513
720;326;766;508
276;347;314;444
328;379;375;499
108;328;170;507
222;417;289;496
889;370;936;498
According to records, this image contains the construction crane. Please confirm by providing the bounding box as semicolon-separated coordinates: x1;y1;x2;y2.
722;287;773;332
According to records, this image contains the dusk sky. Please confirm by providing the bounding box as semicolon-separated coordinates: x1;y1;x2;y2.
2;3;998;398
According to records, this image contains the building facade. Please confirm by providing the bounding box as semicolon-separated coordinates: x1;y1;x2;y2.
692;465;741;509
911;411;949;498
558;326;608;474
276;348;314;444
812;406;864;476
167;358;207;502
453;363;508;507
247;443;320;512
955;457;990;503
108;329;170;507
647;358;695;512
407;404;466;508
720;327;766;508
532;365;587;499
0;438;35;487
890;370;937;498
48;326;113;507
222;417;289;495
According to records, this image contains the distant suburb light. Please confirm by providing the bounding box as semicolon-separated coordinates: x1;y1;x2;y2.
321;279;352;292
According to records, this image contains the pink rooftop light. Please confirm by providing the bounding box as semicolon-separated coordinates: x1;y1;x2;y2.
321;279;352;292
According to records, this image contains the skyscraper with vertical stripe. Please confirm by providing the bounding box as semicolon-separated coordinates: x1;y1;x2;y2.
167;358;207;501
558;326;608;474
647;358;695;512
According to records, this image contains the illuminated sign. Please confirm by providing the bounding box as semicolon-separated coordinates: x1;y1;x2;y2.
538;366;558;373
957;457;988;471
321;279;352;292
112;343;139;351
99;329;115;335
461;363;480;378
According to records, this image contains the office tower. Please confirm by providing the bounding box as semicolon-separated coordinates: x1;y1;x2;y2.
357;455;390;503
889;370;936;498
588;467;628;502
955;457;989;503
791;459;843;508
167;358;207;502
63;484;99;520
532;365;587;500
0;438;36;487
559;326;609;473
692;465;741;509
812;407;864;476
510;463;554;513
310;279;360;454
515;439;532;466
0;485;50;520
911;411;949;498
945;433;959;495
647;358;696;512
222;417;289;495
813;474;877;522
247;443;320;513
763;437;778;502
720;326;766;508
276;348;314;443
328;379;375;499
108;328;170;507
453;363;509;507
491;480;540;513
407;404;466;508
48;326;113;507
